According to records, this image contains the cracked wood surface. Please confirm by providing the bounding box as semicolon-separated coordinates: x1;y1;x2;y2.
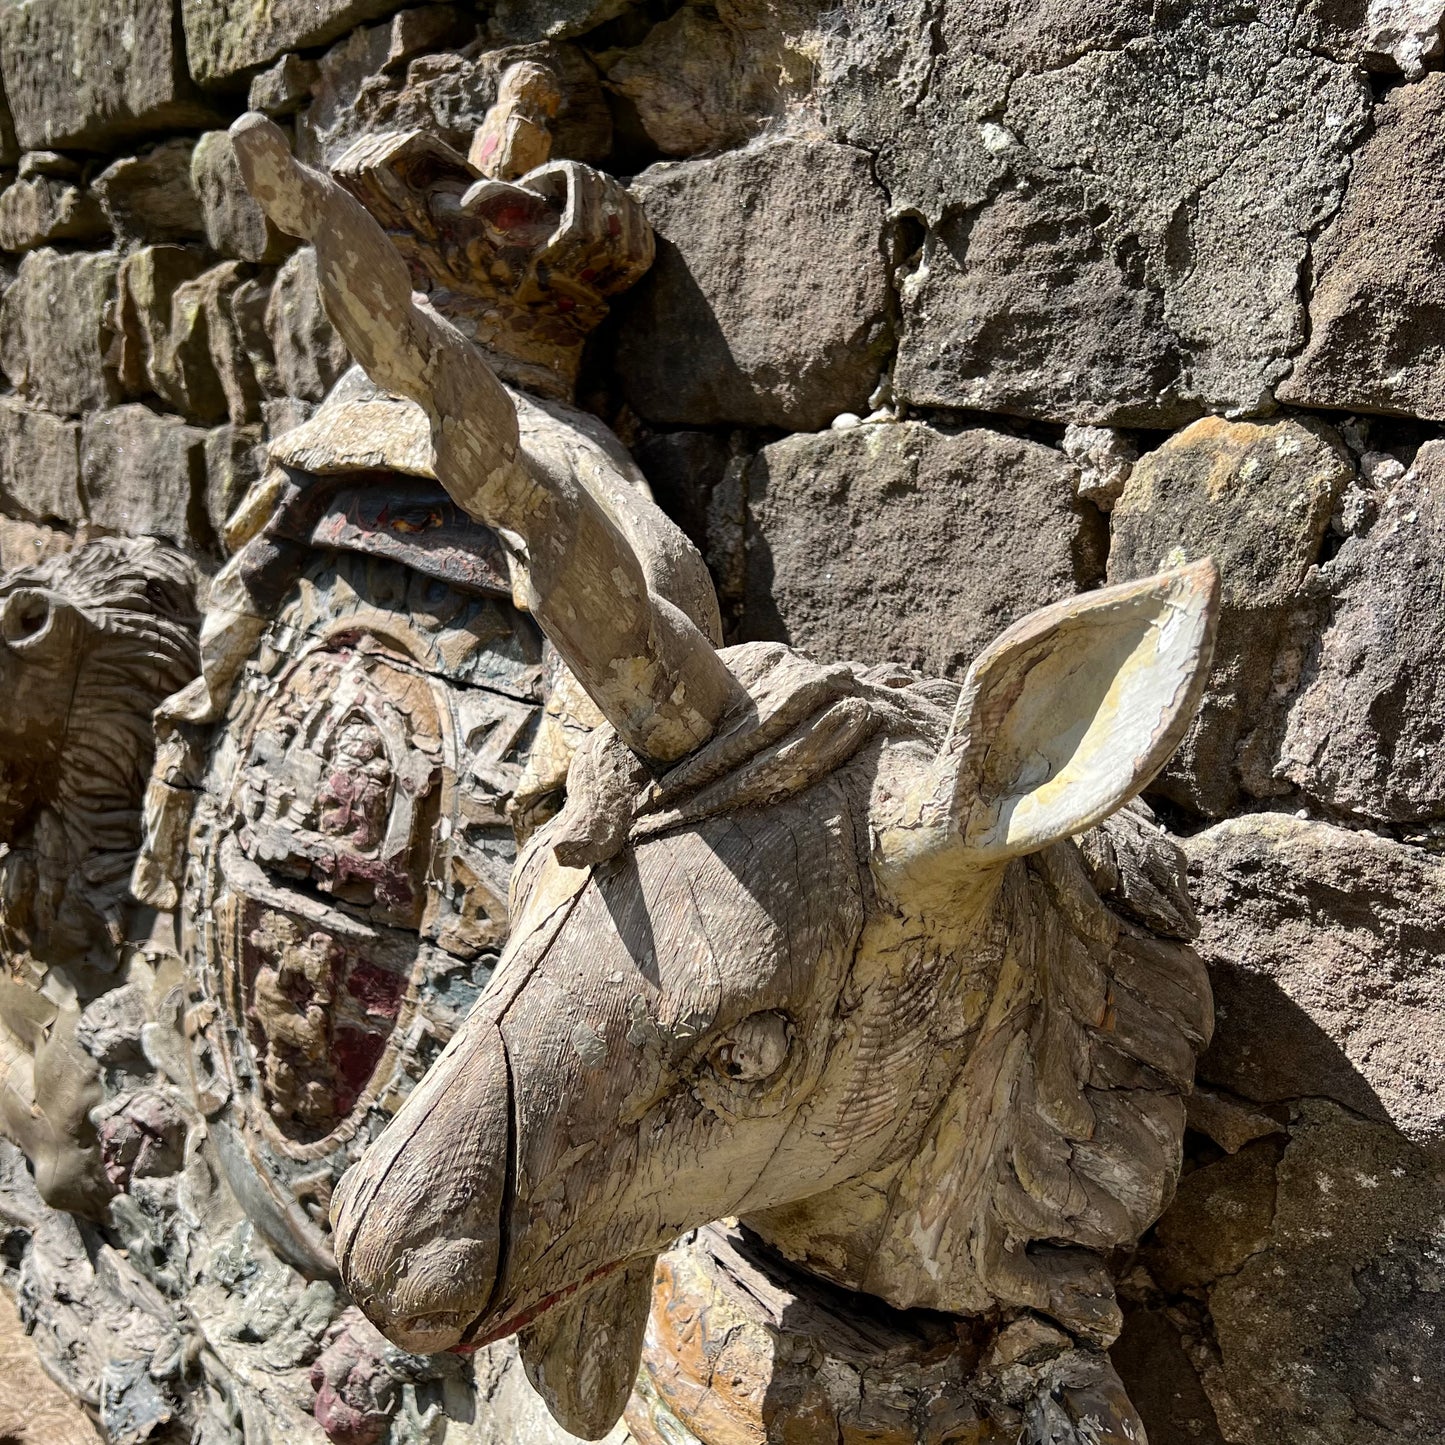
223;114;1221;1444
229;112;741;769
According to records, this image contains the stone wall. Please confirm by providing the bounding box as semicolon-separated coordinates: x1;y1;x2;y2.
0;1;1441;1444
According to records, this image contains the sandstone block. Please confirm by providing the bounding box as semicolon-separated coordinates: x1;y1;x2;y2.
265;247;350;403
603;2;813;158
743;420;1103;675
80;405;207;547
191;131;292;264
230;274;280;398
0;396;82;525
0;248;121;416
1107;416;1350;817
161;262;267;424
292;6;477;166
826;1;1367;425
615;138;893;431
1278;71;1445;423
0;0;215;152
1142;1139;1282;1297
203;424;266;545
247;54;320;118
1172;1103;1442;1444
1186;814;1445;1142
136;258;229;421
111;245;210;402
94;140;204;248
1279;439;1445;821
0;174;107;253
182;0;454;85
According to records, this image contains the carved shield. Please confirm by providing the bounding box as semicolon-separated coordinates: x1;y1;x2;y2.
183;538;542;1275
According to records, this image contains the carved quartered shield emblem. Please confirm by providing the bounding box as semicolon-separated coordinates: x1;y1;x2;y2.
183;540;543;1275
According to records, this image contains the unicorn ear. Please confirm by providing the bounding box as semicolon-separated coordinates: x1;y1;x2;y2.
930;561;1218;865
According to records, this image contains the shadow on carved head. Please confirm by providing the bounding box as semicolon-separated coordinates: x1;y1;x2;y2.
0;536;200;967
0;536;199;1219
225;112;1221;1441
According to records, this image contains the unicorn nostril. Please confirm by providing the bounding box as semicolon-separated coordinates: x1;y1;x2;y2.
389;1310;476;1353
341;1234;499;1354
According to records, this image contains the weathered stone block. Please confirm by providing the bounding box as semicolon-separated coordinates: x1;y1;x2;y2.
111;245;209;401
117;255;269;428
293;6;476;166
157;262;262;425
0;173;107;253
121;251;229;422
0;248;121;416
603;2;814;158
0;395;82;524
1279;439;1445;820
182;0;458;85
191;132;291;264
230;274;280;399
80;405;207;547
1108;416;1350;817
265;247;350;403
1278;71;1445;423
1364;0;1445;75
247;54;320;118
0;0;215;152
203;423;265;545
94;140;204;248
827;0;1367;425
615;138;893;431
743;420;1103;675
1186;814;1445;1142
1174;1103;1442;1444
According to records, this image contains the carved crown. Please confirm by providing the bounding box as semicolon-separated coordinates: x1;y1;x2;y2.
332;129;655;401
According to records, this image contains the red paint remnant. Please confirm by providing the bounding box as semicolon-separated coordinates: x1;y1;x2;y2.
334;1026;386;1110
346;959;405;1020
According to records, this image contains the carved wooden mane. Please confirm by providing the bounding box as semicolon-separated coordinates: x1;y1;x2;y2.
521;640;1209;1343
0;537;200;971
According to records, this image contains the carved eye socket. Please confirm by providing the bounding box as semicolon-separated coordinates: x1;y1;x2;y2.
0;589;52;648
708;1011;792;1085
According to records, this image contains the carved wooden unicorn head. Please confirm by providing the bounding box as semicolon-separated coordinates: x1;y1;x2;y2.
231;115;1220;1441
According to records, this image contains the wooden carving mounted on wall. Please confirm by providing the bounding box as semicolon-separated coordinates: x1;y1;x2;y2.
231;113;1220;1445
132;69;679;1289
0;538;200;1215
1;66;685;1445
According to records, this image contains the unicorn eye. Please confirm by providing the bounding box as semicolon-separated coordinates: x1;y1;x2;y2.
708;1012;792;1084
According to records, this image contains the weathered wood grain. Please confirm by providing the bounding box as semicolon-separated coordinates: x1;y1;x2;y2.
229;112;741;769
224;116;1221;1444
